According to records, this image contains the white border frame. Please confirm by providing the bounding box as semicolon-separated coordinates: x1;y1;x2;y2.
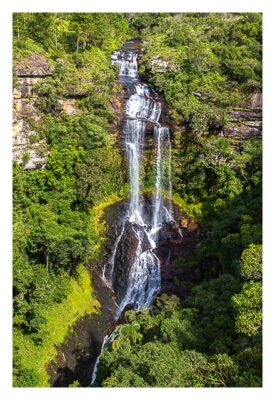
1;1;274;399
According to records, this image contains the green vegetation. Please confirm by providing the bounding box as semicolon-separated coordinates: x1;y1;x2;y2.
96;276;261;387
233;243;262;337
14;265;99;387
88;190;128;263
138;13;262;133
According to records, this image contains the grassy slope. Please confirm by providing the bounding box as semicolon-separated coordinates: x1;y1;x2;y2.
13;265;100;387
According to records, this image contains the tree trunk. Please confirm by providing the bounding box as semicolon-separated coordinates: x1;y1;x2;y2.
45;250;49;272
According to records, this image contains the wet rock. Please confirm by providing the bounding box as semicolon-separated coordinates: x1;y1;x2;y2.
112;221;139;301
112;220;152;304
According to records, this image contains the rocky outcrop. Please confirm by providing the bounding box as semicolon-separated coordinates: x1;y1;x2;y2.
220;92;262;142
14;54;52;77
149;56;179;73
13;81;48;169
13;54;52;169
57;98;79;116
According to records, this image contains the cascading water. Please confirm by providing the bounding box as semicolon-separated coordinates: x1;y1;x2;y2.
108;40;173;318
102;224;125;288
152;126;173;235
125;118;146;224
91;40;173;385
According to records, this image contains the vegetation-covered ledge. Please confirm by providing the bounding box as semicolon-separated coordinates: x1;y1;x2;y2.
13;265;99;387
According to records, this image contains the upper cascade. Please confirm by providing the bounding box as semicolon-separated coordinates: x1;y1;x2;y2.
111;50;139;80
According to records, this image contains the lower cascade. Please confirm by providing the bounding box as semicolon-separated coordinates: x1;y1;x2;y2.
93;40;173;384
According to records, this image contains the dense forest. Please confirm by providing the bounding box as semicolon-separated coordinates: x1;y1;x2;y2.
13;13;262;387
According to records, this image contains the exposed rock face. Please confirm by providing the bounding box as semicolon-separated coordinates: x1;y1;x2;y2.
57;98;78;115
220;92;262;142
149;56;179;73
12;54;84;169
13;77;48;169
14;54;52;76
13;54;52;169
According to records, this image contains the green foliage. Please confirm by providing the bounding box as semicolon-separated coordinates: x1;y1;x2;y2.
13;13;130;55
96;276;261;387
69;380;81;387
139;13;262;134
40;115;109;149
87;190;129;263
240;244;262;280
26;204;89;274
184;275;241;354
232;281;262;337
172;136;261;270
22;152;30;166
14;368;41;387
76;147;125;208
233;244;262;339
174;135;244;202
13;265;100;387
101;344;238;388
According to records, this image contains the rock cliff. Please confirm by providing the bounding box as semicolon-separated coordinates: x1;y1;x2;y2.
13;54;51;169
220;92;262;142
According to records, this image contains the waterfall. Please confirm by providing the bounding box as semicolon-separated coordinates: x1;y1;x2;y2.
91;40;173;386
125;119;146;224
109;41;173;318
91;335;110;385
